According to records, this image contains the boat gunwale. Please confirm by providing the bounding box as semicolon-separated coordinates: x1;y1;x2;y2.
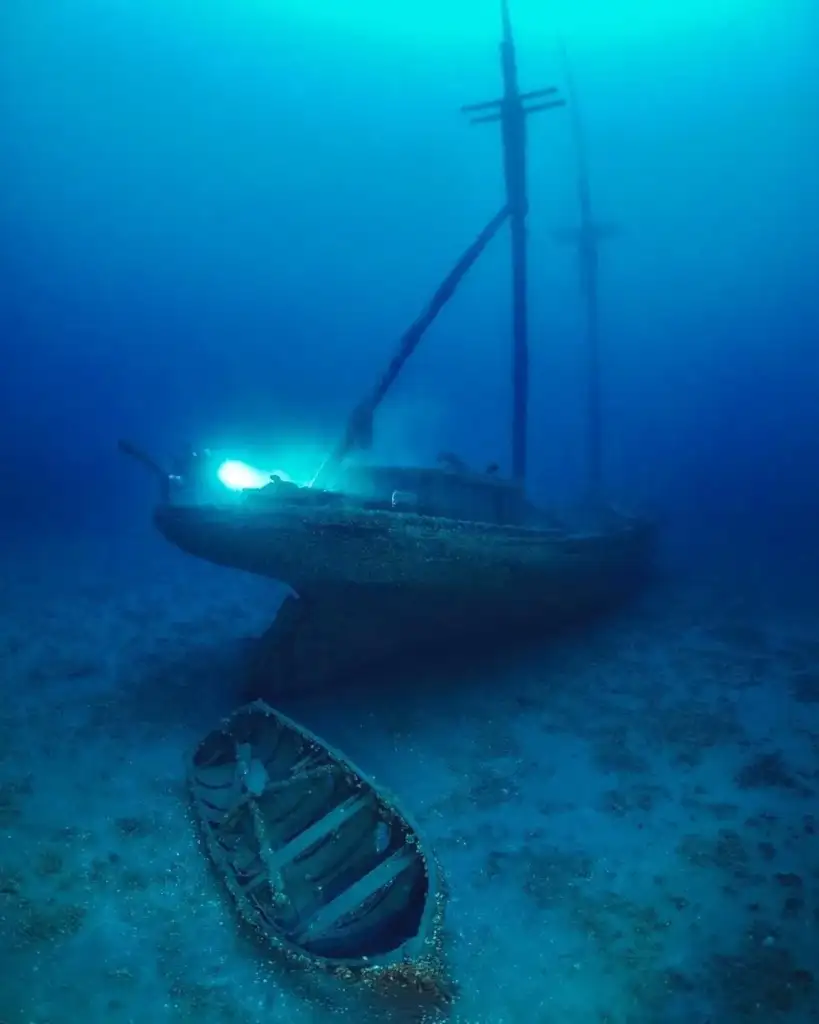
157;499;654;546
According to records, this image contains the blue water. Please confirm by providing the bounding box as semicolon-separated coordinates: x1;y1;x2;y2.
1;1;818;1021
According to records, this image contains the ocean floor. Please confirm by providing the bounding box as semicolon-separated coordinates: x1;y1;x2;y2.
1;531;818;1024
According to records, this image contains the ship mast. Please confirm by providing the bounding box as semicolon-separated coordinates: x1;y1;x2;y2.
558;44;619;503
462;0;564;483
313;1;563;489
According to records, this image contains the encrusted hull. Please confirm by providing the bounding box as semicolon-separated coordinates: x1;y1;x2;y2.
155;500;656;693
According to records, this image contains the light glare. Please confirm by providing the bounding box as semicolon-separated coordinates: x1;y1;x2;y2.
216;459;270;490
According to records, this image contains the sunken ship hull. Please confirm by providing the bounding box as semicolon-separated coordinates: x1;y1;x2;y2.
121;0;656;697
155;464;656;695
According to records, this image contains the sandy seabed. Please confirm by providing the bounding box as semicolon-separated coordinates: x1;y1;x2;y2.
0;530;817;1024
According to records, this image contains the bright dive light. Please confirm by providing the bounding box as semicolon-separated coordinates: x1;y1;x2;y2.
217;460;270;491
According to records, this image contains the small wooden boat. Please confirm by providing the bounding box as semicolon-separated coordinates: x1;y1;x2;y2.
188;700;445;981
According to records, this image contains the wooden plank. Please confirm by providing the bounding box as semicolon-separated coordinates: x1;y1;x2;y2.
266;793;369;873
292;848;415;944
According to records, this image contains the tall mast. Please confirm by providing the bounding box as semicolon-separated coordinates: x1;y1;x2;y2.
558;44;618;502
314;2;563;490
462;0;564;484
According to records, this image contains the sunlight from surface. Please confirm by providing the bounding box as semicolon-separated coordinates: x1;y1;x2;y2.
236;0;772;47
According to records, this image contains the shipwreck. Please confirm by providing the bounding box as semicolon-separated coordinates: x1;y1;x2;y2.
121;1;656;696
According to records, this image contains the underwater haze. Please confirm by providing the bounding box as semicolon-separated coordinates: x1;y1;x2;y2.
1;0;817;552
2;0;819;1022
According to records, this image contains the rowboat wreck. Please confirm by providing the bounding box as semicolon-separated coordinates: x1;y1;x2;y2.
189;700;449;1001
121;1;656;697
